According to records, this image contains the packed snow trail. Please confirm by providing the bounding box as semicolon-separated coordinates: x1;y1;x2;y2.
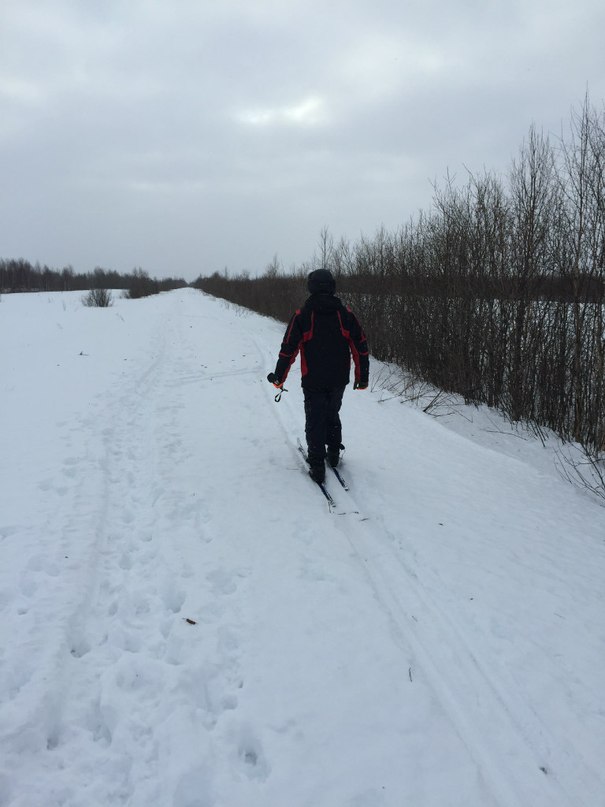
0;289;604;807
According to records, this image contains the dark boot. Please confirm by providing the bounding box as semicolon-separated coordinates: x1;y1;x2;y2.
327;443;344;468
307;451;325;483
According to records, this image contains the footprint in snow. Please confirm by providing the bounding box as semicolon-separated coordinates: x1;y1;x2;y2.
173;764;215;807
110;625;142;653
236;726;270;782
119;552;133;570
0;525;24;540
70;637;91;659
206;568;249;597
206;569;237;596
19;573;38;598
121;509;135;525
163;588;186;614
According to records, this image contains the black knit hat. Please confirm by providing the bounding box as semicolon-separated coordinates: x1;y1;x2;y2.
307;269;336;295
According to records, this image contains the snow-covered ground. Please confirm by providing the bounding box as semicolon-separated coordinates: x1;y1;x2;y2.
1;287;604;807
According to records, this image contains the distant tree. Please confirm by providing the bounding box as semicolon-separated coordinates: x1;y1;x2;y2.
264;254;281;278
125;268;159;299
61;266;75;291
317;226;334;271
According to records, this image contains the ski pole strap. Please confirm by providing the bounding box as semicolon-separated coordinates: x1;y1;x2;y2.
267;372;287;402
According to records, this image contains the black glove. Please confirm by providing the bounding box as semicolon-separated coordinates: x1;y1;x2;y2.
354;380;368;390
267;372;283;388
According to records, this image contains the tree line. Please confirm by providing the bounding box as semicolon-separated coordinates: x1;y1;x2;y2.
194;96;605;461
0;260;187;299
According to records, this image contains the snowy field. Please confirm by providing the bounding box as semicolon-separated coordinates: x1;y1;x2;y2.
1;287;604;807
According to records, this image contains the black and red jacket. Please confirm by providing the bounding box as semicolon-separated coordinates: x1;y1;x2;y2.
274;293;369;390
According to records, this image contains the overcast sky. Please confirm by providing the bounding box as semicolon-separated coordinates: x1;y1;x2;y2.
1;0;604;281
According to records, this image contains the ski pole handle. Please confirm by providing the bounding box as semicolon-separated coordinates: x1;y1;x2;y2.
267;372;287;402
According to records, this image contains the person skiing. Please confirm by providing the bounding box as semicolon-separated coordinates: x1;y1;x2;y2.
268;268;369;483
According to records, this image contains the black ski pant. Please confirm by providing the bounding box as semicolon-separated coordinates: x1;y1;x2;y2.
303;385;346;461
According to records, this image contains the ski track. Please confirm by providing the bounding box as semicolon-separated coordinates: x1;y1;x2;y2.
1;290;604;807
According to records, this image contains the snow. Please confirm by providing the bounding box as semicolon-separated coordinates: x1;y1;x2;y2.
1;287;604;807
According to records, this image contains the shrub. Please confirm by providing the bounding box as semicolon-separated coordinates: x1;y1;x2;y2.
82;288;113;307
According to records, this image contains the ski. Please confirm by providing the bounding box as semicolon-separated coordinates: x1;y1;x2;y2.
314;478;336;508
330;465;349;490
296;439;336;509
294;439;366;519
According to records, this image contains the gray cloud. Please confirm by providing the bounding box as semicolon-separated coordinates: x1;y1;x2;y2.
1;0;604;279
